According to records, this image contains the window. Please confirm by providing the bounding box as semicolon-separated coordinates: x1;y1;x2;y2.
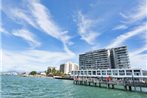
84;71;87;75
78;71;80;75
113;70;118;75
134;70;141;76
107;70;111;75
119;70;125;75
93;71;96;75
102;70;106;75
126;70;132;75
88;71;91;75
97;71;101;75
81;71;83;75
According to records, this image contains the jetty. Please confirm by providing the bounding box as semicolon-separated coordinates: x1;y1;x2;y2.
71;69;147;92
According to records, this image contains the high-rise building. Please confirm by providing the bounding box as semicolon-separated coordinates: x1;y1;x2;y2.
79;49;111;69
60;62;79;74
79;46;129;69
110;46;130;69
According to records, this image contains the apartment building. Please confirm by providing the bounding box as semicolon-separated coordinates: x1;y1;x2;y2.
60;62;79;74
79;46;129;69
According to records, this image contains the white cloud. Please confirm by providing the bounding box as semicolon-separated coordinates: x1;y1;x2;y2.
2;0;74;54
27;0;73;51
76;11;100;45
1;49;75;72
0;25;10;35
107;23;146;48
12;29;41;48
119;12;128;19
121;1;147;24
113;1;147;30
130;54;147;70
11;8;38;28
112;25;128;30
2;7;37;29
0;26;5;33
130;45;147;57
129;46;147;70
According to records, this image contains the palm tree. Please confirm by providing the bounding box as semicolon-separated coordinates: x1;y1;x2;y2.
52;68;56;75
46;67;52;75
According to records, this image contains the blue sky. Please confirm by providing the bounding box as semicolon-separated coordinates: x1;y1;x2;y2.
0;0;147;72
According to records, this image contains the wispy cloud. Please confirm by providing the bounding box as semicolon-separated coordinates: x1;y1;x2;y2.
28;0;68;40
113;1;147;30
129;45;147;70
10;8;38;28
76;11;100;45
12;29;41;48
27;0;74;54
121;1;146;24
112;25;128;30
0;25;9;35
1;49;75;72
130;45;147;57
107;23;146;48
130;54;147;70
2;0;74;54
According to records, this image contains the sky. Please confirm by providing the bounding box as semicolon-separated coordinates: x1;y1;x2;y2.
0;0;147;72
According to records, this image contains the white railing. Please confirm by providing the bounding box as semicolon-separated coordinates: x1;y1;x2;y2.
71;69;147;78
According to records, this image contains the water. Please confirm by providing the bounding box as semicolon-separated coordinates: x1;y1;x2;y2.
1;75;147;98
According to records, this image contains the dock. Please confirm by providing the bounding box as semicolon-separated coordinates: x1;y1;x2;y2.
71;69;147;93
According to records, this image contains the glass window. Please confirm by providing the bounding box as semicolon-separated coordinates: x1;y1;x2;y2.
126;70;132;75
102;70;106;75
107;70;111;75
97;71;101;75
119;70;125;75
88;71;91;75
134;70;141;76
93;71;96;75
81;71;83;75
113;70;118;75
78;71;80;75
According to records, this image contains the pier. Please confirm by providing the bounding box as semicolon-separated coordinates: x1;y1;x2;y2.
71;69;147;92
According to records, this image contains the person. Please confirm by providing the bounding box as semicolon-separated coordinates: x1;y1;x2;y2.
106;76;111;81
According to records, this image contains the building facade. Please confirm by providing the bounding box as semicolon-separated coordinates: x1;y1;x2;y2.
110;46;130;69
60;62;79;74
71;69;147;78
79;46;129;70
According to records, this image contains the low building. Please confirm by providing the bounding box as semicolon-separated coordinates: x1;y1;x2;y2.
60;62;79;74
40;72;46;76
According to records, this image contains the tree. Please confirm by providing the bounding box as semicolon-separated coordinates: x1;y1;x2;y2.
46;67;52;75
52;68;56;75
29;71;37;75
